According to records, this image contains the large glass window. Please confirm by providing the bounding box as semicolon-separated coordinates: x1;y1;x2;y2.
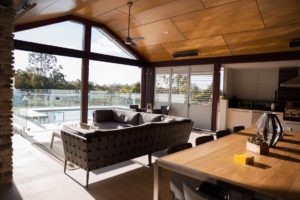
14;21;84;50
91;27;136;59
88;61;141;120
13;50;82;144
155;73;170;107
220;67;224;95
190;73;213;104
171;73;188;104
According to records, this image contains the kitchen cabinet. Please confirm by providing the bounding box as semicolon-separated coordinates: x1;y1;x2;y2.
251;111;284;127
226;69;278;101
283;121;300;131
227;108;252;129
227;108;286;130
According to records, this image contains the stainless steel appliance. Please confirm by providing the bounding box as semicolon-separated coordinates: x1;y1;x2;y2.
284;101;300;121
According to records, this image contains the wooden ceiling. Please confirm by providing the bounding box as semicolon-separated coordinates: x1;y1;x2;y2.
14;0;300;62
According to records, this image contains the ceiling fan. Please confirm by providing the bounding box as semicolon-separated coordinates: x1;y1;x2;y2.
124;0;144;47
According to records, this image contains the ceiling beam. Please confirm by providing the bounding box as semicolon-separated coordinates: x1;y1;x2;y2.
14;39;146;67
151;51;300;67
14;15;148;64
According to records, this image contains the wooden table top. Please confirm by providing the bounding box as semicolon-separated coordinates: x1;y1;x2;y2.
157;130;300;200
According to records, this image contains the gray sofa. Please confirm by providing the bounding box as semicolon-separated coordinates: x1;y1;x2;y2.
61;109;193;187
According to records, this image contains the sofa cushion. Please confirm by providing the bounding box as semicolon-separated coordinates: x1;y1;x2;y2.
163;116;175;123
112;110;125;123
94;122;132;129
93;110;113;122
113;110;140;125
139;113;162;124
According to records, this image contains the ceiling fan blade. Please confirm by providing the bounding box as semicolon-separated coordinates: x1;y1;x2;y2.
131;36;144;41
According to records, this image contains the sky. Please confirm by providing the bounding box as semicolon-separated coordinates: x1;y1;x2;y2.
14;21;141;85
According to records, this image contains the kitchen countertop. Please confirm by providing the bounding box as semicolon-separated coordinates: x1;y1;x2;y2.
228;107;284;113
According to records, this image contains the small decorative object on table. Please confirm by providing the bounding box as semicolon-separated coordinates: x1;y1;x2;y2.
246;136;269;155
255;112;283;147
234;153;254;165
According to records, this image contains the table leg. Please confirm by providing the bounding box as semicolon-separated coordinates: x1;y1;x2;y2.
153;162;162;200
50;133;55;149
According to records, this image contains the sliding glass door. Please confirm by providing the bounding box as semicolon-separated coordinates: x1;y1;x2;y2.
154;65;214;130
188;66;213;130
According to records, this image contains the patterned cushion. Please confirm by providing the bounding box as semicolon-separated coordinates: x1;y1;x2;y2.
123;111;140;125
139;113;162;124
93;110;113;122
112;109;140;125
112;110;125;123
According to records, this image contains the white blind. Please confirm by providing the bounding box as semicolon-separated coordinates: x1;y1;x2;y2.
190;72;213;104
171;73;188;104
155;73;170;105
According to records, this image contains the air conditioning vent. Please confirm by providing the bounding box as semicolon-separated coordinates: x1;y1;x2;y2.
173;50;198;58
289;39;300;48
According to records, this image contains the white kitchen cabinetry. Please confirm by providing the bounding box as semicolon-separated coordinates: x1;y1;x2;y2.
227;108;252;129
251;110;263;127
283;121;300;131
251;111;284;128
227;109;287;130
226;69;278;101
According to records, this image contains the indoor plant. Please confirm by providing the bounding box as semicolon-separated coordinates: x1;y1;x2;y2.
246;136;269;155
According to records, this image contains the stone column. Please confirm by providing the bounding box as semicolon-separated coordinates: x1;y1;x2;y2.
0;3;15;189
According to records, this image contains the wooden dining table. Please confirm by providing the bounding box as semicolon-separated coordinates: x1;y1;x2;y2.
153;129;300;200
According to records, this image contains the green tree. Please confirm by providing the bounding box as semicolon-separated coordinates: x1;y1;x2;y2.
14;69;33;89
27;53;59;77
131;82;140;93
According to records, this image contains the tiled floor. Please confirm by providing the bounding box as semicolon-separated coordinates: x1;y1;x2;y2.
0;131;212;200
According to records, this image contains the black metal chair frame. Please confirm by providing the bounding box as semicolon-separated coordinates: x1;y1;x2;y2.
195;135;214;146
216;129;231;139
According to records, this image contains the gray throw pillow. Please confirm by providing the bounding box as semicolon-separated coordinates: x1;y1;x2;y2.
112;110;125;123
123;111;140;125
139;113;162;124
93;110;113;122
112;110;140;125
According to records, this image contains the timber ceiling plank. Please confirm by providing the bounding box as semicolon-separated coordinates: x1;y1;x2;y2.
133;0;205;25
201;0;240;8
135;45;173;62
93;9;142;32
106;16;142;33
257;0;300;27
14;0;300;62
162;36;232;59
224;24;300;55
117;0;173;15
75;0;126;19
172;0;264;39
117;19;185;47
